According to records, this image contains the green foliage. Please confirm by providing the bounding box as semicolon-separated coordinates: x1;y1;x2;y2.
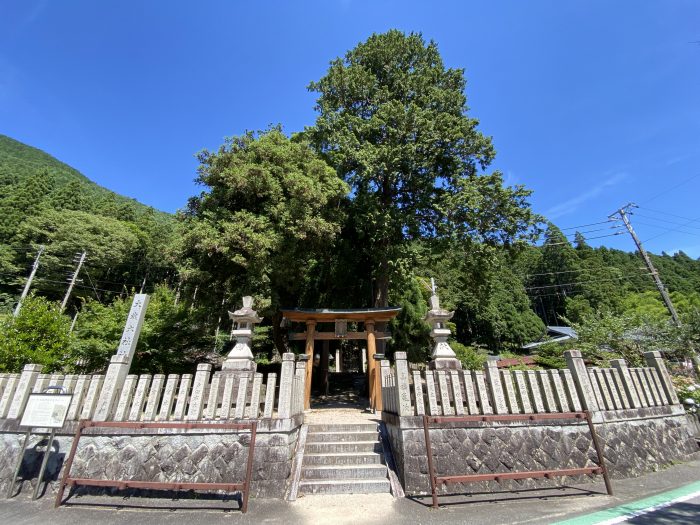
307;30;538;306
451;341;488;370
534;309;700;369
388;277;431;362
0;295;72;372
71;285;208;374
177;128;348;353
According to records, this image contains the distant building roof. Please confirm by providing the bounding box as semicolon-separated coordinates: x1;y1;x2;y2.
521;325;578;350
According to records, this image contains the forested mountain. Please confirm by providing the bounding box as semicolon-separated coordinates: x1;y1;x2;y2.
0;134;176;314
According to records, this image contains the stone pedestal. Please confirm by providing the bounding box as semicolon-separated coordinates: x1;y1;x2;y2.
425;293;462;371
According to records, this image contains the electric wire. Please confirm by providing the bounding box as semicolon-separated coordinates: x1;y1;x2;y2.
524;272;654;291
638;172;700;205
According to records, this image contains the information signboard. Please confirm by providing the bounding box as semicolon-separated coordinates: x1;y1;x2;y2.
20;393;72;429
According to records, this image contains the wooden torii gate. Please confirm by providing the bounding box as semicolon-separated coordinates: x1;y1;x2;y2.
281;308;401;411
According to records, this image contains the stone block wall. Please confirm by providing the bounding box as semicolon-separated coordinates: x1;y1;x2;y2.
0;417;302;499
383;406;699;495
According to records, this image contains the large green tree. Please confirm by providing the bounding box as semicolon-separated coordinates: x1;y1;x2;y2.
307;30;538;306
177;128;348;354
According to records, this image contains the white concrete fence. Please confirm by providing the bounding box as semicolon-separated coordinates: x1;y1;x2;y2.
380;350;680;417
0;352;306;423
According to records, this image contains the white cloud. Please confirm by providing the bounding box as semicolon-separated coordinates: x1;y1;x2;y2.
545;172;627;219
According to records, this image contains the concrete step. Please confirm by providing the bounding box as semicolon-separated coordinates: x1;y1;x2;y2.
299;478;391;495
306;430;379;443
308;423;378;433
304;452;384;466
304;441;383;454
301;464;389;480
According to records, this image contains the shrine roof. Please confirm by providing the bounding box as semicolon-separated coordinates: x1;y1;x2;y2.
281;307;401;322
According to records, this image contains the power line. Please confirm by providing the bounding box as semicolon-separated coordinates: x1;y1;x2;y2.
631;213;700;230
638;172;700;205
627;220;700;238
639;206;700;223
559;220;618;231
524;273;653;291
562;225;624;237
542;231;625;247
524;266;645;278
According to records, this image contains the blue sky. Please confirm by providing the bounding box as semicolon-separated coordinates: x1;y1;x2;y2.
2;1;699;256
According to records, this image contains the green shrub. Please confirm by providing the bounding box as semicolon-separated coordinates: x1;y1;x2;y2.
0;295;72;372
451;341;488;370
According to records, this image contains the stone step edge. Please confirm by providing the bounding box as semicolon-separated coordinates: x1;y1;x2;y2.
302;464;388;472
306;430;379;435
305;441;381;446
304;452;383;458
299;478;391;486
307;426;379;432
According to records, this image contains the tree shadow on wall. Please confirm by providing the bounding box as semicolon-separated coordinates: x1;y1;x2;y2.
9;437;65;498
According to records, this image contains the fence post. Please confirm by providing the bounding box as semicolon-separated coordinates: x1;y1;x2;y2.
7;364;42;419
484;361;508;414
294;360;306;416
611;359;641;408
380;359;391;413
185;363;212;420
278;353;296;419
394;351;413;416
644;351;679;405
564;350;601;412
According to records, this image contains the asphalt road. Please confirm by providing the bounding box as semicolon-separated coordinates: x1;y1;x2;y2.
1;458;699;525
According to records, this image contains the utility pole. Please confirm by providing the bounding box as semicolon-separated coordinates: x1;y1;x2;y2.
610;204;681;326
61;251;87;313
13;245;45;317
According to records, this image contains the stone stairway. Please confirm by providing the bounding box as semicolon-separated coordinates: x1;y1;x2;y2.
299;422;391;495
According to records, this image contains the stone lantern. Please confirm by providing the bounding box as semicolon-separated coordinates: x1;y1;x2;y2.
223;296;262;373
425;293;462;370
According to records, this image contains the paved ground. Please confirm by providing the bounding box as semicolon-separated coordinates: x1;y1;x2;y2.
1;458;699;524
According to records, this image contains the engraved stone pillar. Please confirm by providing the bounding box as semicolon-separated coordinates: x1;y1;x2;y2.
278;353;296;419
394;351;413;416
484;361;508;414
94;294;150;421
564;350;600;412
223;296;261;373
186;363;212;420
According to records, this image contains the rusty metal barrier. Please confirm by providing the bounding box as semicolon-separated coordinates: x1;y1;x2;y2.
55;420;258;513
422;411;612;508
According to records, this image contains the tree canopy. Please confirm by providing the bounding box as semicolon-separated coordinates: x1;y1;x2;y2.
307;30;539;306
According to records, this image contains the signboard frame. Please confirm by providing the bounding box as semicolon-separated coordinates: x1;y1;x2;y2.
7;388;73;500
19;393;73;429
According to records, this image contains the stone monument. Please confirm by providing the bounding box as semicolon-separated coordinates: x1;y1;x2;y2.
94;293;150;420
222;296;261;373
425;280;462;370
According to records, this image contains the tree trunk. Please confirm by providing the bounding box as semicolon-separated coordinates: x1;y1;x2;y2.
271;310;286;363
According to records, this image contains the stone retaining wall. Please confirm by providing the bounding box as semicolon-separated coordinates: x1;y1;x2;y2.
0;416;302;499
383;405;699;495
